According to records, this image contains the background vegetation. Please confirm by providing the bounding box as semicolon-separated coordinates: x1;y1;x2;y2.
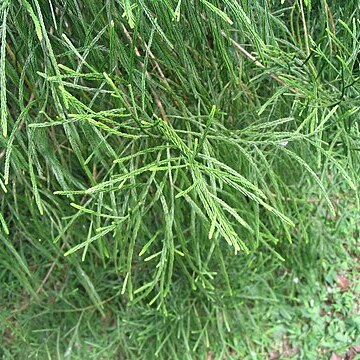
0;0;359;358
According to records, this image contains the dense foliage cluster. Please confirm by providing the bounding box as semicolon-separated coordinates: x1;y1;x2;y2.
1;1;359;358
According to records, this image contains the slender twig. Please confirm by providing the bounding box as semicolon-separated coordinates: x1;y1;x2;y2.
221;31;298;94
6;42;34;96
7;243;66;319
35;244;64;295
122;24;168;121
299;0;310;57
324;0;336;52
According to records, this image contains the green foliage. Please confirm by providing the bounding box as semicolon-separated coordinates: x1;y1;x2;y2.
0;0;359;358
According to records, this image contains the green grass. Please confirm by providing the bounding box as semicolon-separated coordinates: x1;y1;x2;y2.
0;0;359;358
